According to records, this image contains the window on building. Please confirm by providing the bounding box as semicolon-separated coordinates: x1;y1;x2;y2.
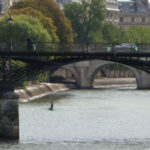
130;9;134;12
131;17;134;23
114;12;117;19
142;17;145;23
129;3;133;6
110;12;113;18
120;17;123;23
56;0;62;3
107;12;109;18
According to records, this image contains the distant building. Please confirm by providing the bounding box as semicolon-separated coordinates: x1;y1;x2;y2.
104;0;120;24
118;0;150;27
0;0;19;14
55;0;80;8
0;0;12;14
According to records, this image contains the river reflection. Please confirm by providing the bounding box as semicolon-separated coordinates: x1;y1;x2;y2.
1;85;150;150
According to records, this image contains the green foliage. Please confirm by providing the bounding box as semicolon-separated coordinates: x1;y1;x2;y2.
10;7;59;42
32;71;49;83
0;14;52;43
101;22;123;44
11;0;73;43
123;26;150;44
88;30;104;43
22;81;27;90
64;0;105;44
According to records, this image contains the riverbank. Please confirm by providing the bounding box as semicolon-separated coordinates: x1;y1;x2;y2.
15;83;74;102
15;78;136;102
94;78;136;86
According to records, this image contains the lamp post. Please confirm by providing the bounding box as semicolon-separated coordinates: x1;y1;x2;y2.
2;15;13;90
1;15;13;91
8;15;13;52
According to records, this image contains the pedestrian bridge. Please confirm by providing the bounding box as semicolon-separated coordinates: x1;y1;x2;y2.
1;42;150;92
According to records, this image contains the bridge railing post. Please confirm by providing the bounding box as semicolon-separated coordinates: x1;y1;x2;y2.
111;43;116;57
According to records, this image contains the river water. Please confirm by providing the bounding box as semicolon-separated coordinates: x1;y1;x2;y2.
1;85;150;150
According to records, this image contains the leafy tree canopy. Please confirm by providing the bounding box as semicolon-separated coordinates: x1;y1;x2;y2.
10;7;59;42
101;22;123;44
64;0;105;44
11;0;73;43
0;14;52;43
124;26;150;44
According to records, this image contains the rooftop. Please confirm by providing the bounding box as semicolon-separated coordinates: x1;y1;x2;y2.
118;0;150;14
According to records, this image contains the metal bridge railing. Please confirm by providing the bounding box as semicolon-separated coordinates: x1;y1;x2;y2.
0;42;150;53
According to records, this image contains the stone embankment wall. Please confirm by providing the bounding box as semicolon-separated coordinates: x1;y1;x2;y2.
52;68;134;80
94;78;136;86
15;83;73;102
15;78;136;102
96;69;134;78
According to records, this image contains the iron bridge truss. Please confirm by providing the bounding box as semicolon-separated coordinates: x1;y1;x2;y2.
0;42;150;92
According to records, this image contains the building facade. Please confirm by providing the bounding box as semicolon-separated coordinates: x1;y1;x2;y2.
104;0;120;24
0;0;12;14
0;0;20;14
55;0;80;8
118;0;150;27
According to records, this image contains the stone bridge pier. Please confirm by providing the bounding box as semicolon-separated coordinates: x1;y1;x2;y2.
0;91;19;139
133;69;150;89
61;60;150;89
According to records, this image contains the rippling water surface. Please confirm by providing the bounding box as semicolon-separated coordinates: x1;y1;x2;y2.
1;85;150;150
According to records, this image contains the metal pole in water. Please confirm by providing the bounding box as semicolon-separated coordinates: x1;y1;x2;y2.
49;100;54;110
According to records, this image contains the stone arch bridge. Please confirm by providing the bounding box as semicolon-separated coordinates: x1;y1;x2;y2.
57;60;150;89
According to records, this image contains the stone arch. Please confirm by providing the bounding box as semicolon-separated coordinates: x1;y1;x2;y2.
88;61;136;87
50;64;80;85
88;60;150;89
51;60;150;89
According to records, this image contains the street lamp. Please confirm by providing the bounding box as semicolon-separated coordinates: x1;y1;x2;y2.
2;15;13;86
8;14;13;52
2;15;13;87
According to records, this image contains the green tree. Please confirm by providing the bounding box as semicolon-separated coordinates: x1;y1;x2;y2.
64;0;105;45
0;14;52;51
11;0;73;43
124;26;150;44
10;7;59;42
101;22;123;44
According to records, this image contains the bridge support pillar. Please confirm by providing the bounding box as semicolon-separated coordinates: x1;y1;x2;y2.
76;67;93;88
0;91;19;139
73;62;93;88
135;70;150;89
